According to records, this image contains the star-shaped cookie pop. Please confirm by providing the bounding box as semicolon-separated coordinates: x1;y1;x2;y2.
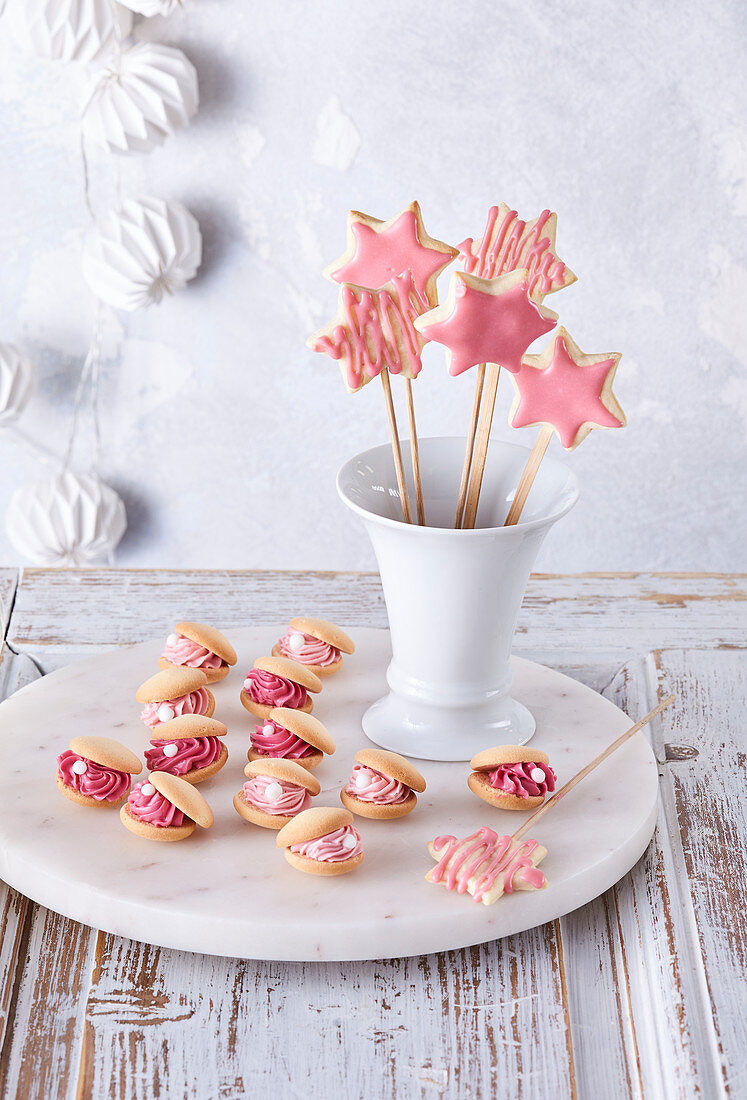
510;327;625;449
414;269;557;377
325;201;458;307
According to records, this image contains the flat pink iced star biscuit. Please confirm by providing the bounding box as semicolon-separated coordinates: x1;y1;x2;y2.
426;826;547;905
414;269;557;377
510;327;625;450
325;201;458;307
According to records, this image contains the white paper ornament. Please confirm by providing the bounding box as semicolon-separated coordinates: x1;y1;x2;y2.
82;196;202;310
118;0;183;15
6;470;127;566
82;41;198;155
21;0;132;64
0;343;34;427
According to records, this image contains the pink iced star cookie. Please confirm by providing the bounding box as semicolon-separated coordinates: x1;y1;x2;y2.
426;826;547;905
414;269;557;377
510;327;625;449
325;201;458;306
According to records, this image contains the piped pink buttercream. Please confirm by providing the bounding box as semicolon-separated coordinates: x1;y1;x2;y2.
250;720;314;759
161;634;223;670
243;669;308;709
57;749;130;803
243;775;311;816
290;824;362;863
140;687;211;729
145;736;223;776
345;764;411;805
487;761;556;799
127;781;185;828
276;630;339;668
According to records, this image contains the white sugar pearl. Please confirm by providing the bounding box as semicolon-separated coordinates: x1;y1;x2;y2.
141;782;155;796
166;633;179;647
163;743;178;758
288;632;305;653
342;833;357;850
530;767;546;783
158;703;175;723
265;781;283;802
72;759;88;775
262;723;275;736
354;771;372;790
243;677;252;692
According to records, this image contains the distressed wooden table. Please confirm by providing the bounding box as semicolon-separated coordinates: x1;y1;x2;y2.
0;569;744;1100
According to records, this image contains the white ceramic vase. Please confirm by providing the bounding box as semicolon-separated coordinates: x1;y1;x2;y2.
337;436;578;761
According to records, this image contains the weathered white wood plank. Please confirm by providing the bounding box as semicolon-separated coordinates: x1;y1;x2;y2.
0;570;16;644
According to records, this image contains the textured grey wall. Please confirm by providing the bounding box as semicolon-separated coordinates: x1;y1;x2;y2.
0;0;745;571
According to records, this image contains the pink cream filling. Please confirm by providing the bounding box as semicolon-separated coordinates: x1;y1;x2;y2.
290;824;362;863
487;761;556;799
140;687;211;729
243;669;308;709
57;749;130;802
250;720;314;759
277;630;339;668
161;634;223;670
127;781;185;828
345;764;411;805
145;736;223;776
242;775;311;816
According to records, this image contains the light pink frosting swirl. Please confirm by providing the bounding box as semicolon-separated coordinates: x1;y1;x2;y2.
250;719;313;759
140;687;211;729
127;780;185;828
145;736;223;776
290;824;362;862
488;761;556;798
57;749;130;802
161;634;222;670
277;630;339;668
243;775;311;816
243;669;307;709
345;764;411;805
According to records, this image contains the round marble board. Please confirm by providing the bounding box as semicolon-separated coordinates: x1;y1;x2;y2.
0;626;658;962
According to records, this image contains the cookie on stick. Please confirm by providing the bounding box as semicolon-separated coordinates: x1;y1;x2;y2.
277;807;364;877
159;621;237;684
248;708;335;770
121;772;213;842
273;617;354;677
341;749;426;820
136;667;215;730
56;736;142;808
468;746;556;811
240;656;321;719
144;714;228;784
235;758;321;830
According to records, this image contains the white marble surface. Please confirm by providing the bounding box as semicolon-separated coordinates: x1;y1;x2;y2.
0;626;658;960
0;1;744;573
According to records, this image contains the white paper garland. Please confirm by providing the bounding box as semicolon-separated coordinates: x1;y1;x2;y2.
21;0;133;64
6;469;127;566
118;0;184;16
0;343;34;426
82;41;198;155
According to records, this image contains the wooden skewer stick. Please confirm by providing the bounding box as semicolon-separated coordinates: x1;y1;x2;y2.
380;370;413;524
462;363;501;530
404;378;425;526
511;694;676;844
454;363;486;529
504;425;554;527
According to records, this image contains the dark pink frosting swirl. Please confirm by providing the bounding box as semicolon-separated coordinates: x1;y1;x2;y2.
488;761;556;798
345;764;410;805
250;719;313;759
243;669;308;709
140;687;211;729
290;824;362;862
57;749;130;802
127;780;185;827
243;775;311;816
277;630;339;668
161;634;222;670
145;736;223;776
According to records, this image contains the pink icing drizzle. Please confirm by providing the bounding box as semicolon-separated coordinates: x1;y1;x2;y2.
250;719;313;760
57;749;130;803
345;764;410;805
330;209;450;300
276;631;339;669
487;761;556;799
161;634;222;670
244;669;308;709
459;207;568;300
140;687;211;729
145;736;223;777
511;334;621;449
290;824;362;863
430;827;545;903
242;775;311;816
127;780;185;828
